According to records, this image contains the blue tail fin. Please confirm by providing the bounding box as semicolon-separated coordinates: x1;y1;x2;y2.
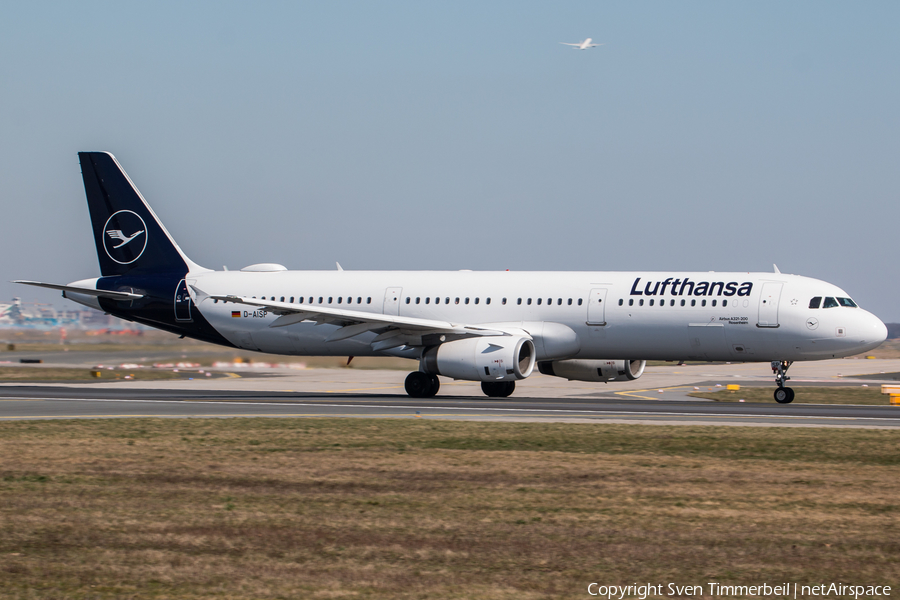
79;152;198;277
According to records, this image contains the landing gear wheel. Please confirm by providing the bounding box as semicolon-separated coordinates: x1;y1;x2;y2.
481;381;516;398
774;387;795;404
771;360;795;404
405;372;437;398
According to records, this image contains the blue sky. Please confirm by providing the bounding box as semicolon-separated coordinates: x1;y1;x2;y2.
2;1;899;320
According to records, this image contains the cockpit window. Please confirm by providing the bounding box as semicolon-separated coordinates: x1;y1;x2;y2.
837;297;857;308
809;297;822;309
822;297;838;308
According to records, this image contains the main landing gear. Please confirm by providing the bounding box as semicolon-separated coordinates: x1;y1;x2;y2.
404;373;517;399
405;372;440;398
771;360;795;404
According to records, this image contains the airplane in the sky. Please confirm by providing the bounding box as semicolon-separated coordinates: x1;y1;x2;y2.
16;152;888;403
560;38;603;50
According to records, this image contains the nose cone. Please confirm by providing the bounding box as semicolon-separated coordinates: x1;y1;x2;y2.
874;315;889;345
859;311;888;351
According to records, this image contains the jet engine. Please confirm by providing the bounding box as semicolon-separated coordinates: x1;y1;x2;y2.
537;359;646;382
423;335;536;382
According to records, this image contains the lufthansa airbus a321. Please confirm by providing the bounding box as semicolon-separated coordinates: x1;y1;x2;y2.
16;153;888;403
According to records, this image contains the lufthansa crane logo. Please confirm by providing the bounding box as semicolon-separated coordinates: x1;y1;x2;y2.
102;210;147;265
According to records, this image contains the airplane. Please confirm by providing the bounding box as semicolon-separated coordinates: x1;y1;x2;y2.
560;38;603;50
15;152;888;403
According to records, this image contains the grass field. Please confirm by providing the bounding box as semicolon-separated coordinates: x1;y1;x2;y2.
690;386;891;405
1;418;898;599
0;366;215;382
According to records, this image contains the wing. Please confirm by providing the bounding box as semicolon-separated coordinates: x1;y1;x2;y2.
559;42;579;46
201;290;510;351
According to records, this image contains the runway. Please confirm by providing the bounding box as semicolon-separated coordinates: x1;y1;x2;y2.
2;359;899;427
1;383;899;428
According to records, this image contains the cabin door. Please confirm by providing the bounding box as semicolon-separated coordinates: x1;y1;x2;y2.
757;282;783;328
586;288;607;326
383;287;402;316
174;279;192;322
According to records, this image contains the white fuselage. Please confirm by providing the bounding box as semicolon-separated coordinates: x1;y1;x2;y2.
165;269;886;362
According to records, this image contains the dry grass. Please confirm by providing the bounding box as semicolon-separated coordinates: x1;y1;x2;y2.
0;366;213;382
690;386;891;404
1;419;898;599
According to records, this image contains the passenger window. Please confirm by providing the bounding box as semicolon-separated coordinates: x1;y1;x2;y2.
367;297;371;304
649;299;654;306
823;297;838;308
639;299;644;306
347;297;352;304
547;298;552;305
711;300;716;307
537;298;542;305
517;298;522;305
280;296;285;302
691;299;696;307
486;298;491;305
502;298;507;305
416;297;421;304
680;299;685;306
271;297;275;301
838;297;857;307
289;297;294;303
318;297;323;304
435;297;440;304
425;297;430;304
557;298;562;305
406;297;410;304
701;300;706;307
299;297;304;304
527;298;532;305
445;297;449;304
338;297;342;304
465;298;470;305
475;297;480;304
568;298;572;305
328;297;333;303
618;299;623;306
357;297;362;304
577;299;583;306
628;299;634;306
455;297;460;304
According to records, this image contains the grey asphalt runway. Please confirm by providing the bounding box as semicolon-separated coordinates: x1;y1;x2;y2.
2;359;899;427
1;383;899;428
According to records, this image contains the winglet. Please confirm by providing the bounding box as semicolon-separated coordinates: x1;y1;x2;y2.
773;264;781;274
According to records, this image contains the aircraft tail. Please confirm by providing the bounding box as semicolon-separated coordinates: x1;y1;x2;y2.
78;152;202;277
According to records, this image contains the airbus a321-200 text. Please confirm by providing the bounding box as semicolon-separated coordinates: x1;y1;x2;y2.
16;153;888;402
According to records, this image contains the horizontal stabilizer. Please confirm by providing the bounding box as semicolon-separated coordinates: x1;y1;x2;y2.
12;280;144;301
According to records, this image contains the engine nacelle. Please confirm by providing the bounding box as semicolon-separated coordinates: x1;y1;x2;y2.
423;335;536;382
537;359;646;382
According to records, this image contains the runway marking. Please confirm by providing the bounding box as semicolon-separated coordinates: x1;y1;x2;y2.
615;385;693;400
316;385;405;393
0;396;897;423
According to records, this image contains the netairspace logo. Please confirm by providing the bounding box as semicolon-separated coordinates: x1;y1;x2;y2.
586;582;892;599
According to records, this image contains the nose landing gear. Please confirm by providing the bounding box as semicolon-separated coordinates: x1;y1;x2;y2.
771;360;794;404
